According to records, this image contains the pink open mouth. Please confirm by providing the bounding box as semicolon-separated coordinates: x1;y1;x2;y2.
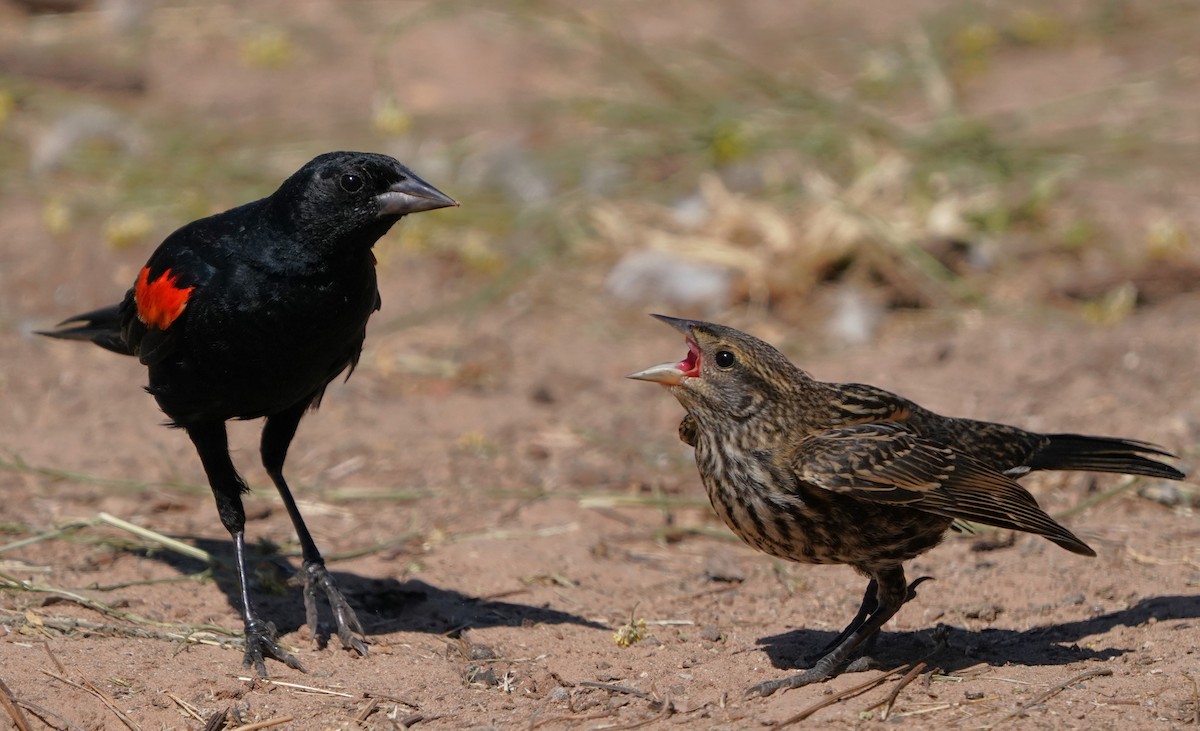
678;338;701;378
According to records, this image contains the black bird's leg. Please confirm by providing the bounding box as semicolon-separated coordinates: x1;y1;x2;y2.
747;566;913;697
261;401;367;657
187;422;304;676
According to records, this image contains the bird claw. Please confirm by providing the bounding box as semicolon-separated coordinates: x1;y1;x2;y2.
243;620;305;677
302;560;368;656
745;667;833;698
906;575;935;602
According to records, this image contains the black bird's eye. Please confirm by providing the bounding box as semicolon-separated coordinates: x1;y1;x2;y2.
714;350;736;368
340;173;365;193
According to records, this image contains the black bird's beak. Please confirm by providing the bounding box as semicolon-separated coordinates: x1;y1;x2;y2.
376;175;459;217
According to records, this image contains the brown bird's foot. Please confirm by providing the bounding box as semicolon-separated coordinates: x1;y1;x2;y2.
302;560;368;657
906;575;934;600
746;638;886;697
243;618;305;677
748;568;928;698
746;666;837;697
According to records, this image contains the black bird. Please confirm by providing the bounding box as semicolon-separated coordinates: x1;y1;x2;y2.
41;151;457;674
629;315;1184;696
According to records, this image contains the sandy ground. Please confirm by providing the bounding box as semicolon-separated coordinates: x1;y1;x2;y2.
2;290;1197;729
1;1;1199;729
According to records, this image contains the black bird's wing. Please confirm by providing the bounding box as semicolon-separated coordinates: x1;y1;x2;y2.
789;422;1095;556
39;302;132;355
121;225;220;366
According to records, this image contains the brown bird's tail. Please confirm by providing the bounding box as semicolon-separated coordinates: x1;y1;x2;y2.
1030;434;1184;480
38;303;133;356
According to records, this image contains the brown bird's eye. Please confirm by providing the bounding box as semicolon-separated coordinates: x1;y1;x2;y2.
340;173;364;192
715;350;736;368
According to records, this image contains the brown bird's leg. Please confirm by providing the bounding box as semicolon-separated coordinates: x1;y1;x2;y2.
813;578;879;658
747;566;912;697
261;402;367;657
840;575;935;672
187;422;304;676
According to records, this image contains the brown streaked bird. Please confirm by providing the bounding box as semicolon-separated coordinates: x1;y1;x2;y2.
628;314;1184;697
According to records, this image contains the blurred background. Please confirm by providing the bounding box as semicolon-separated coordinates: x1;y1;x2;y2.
3;0;1199;341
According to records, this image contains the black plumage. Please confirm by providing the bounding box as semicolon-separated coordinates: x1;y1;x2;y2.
42;151;457;674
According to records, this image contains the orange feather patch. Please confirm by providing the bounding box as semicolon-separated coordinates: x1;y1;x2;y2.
135;266;194;330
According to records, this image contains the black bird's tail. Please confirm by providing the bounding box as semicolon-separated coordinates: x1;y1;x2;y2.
1030;434;1185;480
38;304;132;356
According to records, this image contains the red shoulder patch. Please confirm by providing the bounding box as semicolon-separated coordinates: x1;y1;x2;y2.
135;266;194;330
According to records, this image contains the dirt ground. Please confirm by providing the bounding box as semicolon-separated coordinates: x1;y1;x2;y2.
2;1;1199;730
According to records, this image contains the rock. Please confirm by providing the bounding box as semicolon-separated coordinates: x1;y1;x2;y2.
605;249;733;312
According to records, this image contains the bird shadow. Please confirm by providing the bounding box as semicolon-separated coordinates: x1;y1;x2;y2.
145;536;607;646
756;594;1200;673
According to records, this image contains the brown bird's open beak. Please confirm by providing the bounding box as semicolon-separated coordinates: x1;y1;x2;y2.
627;314;702;385
376;175;459;217
626;360;686;385
648;313;696;334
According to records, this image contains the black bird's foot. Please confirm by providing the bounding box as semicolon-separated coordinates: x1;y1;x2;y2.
302;560;368;657
243;619;305;677
746;666;836;698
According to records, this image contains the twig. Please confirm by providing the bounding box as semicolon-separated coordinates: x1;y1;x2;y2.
0;520;96;555
320;486;430;503
986;668;1113;728
82;679;141;731
41;670;141;731
870;661;927;720
320;531;424;562
770;664;911;729
608;692;674;730
0;675;32;731
87;571;212;592
578;494;710;510
0;454;207;495
96;512;215;564
895;702;955;718
41;642;67;675
232;677;355;698
528;710;615;729
907;28;957;117
1126;544;1200;571
1053;477;1139;521
578;681;670;711
394;713;434;729
228;717;293;731
446;523;578;544
166;692;205;722
1184;673;1200;726
3;612;241;649
0;580;237;636
17;700;86;731
354;697;379;723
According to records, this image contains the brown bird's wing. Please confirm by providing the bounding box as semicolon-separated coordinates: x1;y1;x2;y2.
790;422;1095;556
825;382;1055;471
828;384;1184;480
824;382;917;424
